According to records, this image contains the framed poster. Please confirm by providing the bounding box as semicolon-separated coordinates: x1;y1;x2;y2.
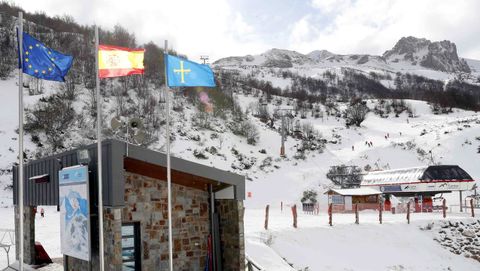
59;165;91;261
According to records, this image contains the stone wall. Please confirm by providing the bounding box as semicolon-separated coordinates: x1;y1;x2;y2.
14;205;35;265
15;173;245;271
215;199;245;271
123;172;210;271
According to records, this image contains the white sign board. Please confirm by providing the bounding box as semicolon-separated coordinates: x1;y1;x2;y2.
59;165;91;261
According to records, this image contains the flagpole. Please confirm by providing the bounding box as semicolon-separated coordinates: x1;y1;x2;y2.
164;40;174;271
94;25;105;271
17;11;24;271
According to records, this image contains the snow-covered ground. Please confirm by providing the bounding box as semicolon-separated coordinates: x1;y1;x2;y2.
245;207;480;271
0;74;479;270
0;206;60;270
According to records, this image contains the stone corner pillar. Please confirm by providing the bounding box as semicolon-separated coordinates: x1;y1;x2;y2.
14;205;36;265
215;199;245;271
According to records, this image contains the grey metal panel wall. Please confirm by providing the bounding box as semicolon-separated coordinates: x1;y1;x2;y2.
12;140;124;207
110;140;126;206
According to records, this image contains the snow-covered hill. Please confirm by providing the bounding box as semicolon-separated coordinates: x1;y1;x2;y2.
1;76;479;209
214;36;480;83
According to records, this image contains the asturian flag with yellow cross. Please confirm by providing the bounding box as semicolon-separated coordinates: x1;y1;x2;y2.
19;32;73;82
165;54;216;87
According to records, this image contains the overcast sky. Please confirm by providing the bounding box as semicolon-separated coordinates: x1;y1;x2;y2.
11;0;480;62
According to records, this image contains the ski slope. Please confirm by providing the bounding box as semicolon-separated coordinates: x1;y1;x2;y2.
0;75;479;270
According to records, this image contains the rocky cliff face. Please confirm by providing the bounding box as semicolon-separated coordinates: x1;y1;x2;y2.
383;36;471;73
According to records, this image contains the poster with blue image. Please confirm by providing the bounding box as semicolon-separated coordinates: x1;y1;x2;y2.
59;165;91;261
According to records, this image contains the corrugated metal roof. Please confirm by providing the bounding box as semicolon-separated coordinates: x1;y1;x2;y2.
361;165;474;186
361;166;427;186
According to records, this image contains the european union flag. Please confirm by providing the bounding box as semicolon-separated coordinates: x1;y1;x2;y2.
165;54;216;87
19;32;73;82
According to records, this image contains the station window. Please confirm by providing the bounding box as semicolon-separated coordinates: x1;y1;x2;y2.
122;222;141;271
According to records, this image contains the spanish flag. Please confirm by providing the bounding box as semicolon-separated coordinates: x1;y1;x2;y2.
98;45;145;78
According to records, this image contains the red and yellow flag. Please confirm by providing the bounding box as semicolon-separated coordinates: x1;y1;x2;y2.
98;45;145;78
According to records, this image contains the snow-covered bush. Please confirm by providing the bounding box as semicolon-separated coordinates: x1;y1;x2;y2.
231;147;257;170
259;157;273;171
431;102;453;115
228;119;259;145
193;149;208;159
344;99;369;127
301;189;318;204
25;91;76;151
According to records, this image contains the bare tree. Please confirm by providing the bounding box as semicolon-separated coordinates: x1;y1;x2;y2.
345;100;369;127
326;165;363;188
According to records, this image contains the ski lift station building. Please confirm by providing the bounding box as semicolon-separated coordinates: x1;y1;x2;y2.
12;139;246;271
360;165;475;211
361;165;475;196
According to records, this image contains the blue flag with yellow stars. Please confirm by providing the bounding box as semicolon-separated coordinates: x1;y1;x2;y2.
19;32;73;82
165;54;216;87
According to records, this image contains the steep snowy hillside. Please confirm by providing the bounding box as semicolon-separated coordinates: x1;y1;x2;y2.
1;73;479;210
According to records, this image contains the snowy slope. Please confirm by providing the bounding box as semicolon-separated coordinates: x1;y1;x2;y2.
0;74;480;270
1;76;479;209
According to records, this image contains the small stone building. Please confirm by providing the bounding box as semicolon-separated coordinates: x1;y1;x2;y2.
13;139;245;270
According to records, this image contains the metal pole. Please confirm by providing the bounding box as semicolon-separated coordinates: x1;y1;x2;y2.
17;11;24;271
94;25;105;271
164;40;173;271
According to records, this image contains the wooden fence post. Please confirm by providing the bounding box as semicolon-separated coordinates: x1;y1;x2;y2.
264;205;270;230
471;199;475;218
328;203;333;226
292;204;297;228
442;199;446;218
407;202;411;224
379;202;383;224
355;204;359;224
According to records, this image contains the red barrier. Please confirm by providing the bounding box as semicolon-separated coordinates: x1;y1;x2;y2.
264;205;269;230
471;199;475;218
292;204;297;228
442;199;447;218
328;203;333;226
355;204;359;224
379;202;383;224
407;202;411;224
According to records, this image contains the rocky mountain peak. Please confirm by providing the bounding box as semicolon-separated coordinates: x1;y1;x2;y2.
383;36;470;73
